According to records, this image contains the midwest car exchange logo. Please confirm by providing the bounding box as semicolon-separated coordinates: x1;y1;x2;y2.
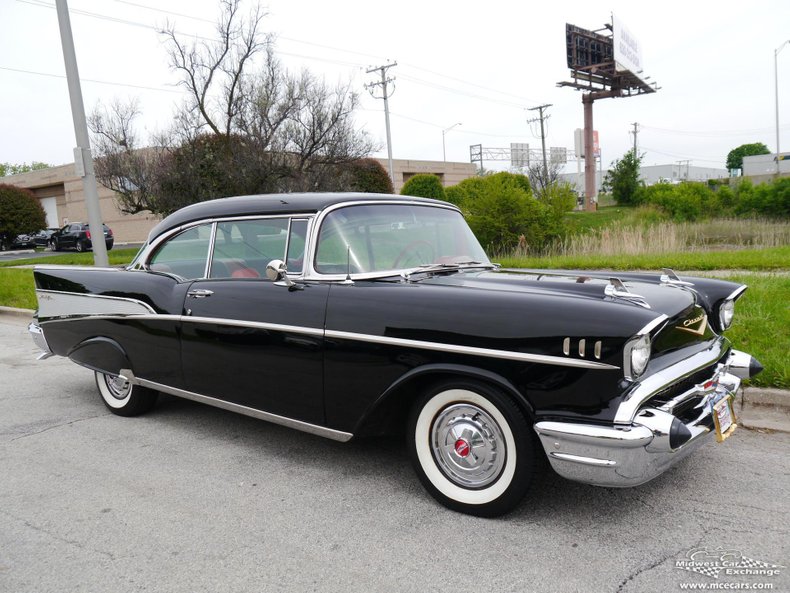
675;547;783;579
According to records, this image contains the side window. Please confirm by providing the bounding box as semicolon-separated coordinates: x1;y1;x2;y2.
286;219;308;274
149;224;212;280
210;218;288;279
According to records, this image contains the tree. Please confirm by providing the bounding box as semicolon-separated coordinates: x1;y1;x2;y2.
726;142;770;172
602;149;643;206
525;159;561;198
0;162;52;177
89;0;375;215
0;184;46;247
400;174;445;200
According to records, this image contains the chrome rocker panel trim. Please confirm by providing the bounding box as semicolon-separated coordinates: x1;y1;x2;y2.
121;370;354;443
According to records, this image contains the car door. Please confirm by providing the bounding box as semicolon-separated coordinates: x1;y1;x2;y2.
178;217;328;425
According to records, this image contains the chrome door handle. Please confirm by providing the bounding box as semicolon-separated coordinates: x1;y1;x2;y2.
187;289;214;298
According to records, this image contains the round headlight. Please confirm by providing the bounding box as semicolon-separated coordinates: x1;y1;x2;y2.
630;333;651;378
719;299;735;331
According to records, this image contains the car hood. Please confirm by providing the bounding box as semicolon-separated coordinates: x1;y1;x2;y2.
417;268;697;320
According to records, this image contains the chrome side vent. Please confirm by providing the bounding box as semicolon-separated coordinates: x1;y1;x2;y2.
604;277;651;309
562;338;603;359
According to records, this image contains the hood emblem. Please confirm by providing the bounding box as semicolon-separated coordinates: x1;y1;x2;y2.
677;312;708;335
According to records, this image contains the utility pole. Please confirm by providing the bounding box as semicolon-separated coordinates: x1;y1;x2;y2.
55;0;109;267
527;104;552;184
775;40;790;175
365;62;397;183
630;122;639;155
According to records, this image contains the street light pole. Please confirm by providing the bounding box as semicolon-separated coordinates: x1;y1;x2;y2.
775;40;790;175
442;123;462;162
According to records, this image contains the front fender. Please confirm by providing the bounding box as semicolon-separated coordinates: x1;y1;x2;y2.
352;363;536;437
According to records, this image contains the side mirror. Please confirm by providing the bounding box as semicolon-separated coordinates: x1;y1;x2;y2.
265;259;294;287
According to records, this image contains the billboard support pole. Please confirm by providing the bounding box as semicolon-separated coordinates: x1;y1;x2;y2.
583;94;596;212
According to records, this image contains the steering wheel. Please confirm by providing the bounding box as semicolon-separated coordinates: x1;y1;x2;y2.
393;240;435;268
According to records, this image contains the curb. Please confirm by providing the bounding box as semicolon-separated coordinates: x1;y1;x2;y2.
736;387;790;434
0;306;34;318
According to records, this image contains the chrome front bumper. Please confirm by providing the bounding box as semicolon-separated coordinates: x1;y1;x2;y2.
534;349;759;488
28;321;54;360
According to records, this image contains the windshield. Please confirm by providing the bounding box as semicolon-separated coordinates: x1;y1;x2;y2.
315;204;490;275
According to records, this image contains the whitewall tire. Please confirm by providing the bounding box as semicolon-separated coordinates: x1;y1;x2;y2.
408;381;537;517
95;371;158;417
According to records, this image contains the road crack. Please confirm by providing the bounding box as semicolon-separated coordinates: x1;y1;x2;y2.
8;413;109;442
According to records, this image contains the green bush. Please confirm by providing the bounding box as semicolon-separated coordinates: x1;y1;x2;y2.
400;174;445;200
462;175;553;252
344;158;393;194
0;184;46;246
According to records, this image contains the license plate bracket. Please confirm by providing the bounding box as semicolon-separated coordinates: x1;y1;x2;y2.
712;395;737;442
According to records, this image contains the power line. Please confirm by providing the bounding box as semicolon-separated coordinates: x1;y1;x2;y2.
0;64;184;94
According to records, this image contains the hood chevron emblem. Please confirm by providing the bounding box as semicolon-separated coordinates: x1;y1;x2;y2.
676;312;708;335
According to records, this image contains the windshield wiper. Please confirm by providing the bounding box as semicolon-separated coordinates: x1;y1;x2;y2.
403;261;495;280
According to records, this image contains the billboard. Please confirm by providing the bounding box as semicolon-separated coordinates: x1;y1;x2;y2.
574;129;600;158
612;15;643;75
510;143;529;168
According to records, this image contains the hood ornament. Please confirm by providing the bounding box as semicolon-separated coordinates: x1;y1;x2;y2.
660;268;694;287
604;277;651;309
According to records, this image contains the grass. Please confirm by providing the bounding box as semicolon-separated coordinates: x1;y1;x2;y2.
0;268;36;310
497;245;790;271
725;274;790;389
0;247;141;268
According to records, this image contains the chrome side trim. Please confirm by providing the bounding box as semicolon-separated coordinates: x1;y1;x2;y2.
135;376;353;442
34;264;123;272
637;314;669;336
36;289;156;318
325;329;619;369
614;337;728;424
37;310;617;369
726;285;748;301
182;316;325;336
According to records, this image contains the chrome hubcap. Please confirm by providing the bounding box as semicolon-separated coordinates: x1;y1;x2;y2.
431;403;506;488
105;374;131;400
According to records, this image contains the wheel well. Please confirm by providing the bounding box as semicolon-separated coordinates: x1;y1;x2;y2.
353;366;536;438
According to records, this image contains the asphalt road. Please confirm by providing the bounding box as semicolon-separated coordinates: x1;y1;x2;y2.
1;316;788;593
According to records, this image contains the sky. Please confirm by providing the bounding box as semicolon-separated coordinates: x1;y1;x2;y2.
2;0;790;174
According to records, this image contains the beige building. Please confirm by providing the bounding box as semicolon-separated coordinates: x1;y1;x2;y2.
378;158;477;193
1;158;477;243
1;164;162;243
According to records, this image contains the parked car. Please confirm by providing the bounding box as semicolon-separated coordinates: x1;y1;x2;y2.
28;193;762;516
33;228;60;247
0;232;36;251
49;222;113;252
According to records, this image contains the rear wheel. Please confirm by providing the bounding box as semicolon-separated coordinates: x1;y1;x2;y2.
76;240;85;252
407;380;538;517
95;371;158;417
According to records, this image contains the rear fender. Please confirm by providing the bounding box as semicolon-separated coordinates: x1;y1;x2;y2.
68;337;131;377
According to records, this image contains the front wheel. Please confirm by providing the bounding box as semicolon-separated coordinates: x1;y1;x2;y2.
95;371;158;417
50;239;59;251
408;381;538;517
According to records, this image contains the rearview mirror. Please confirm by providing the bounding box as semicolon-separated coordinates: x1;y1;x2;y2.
265;259;294;287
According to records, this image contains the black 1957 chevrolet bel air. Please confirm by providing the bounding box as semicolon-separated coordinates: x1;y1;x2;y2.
28;193;763;516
